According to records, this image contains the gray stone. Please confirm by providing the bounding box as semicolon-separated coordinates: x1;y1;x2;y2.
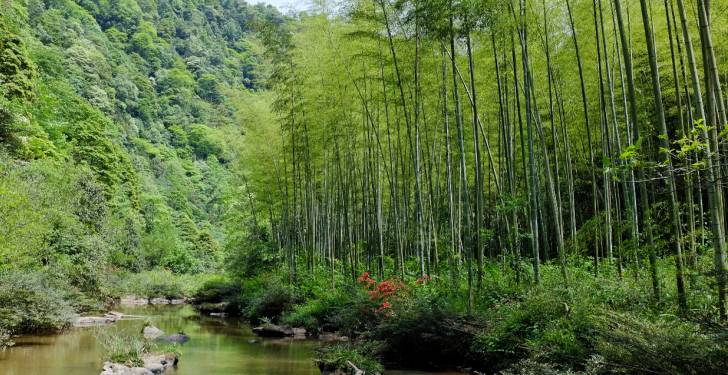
142;326;164;340
100;354;178;375
150;298;171;305
143;354;178;373
74;316;116;327
292;327;307;339
252;324;294;337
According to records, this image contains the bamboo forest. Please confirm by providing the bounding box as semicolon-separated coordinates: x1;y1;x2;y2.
1;0;728;374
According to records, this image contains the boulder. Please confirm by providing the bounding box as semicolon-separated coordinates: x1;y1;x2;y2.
100;363;152;375
143;353;178;374
253;324;294;337
150;298;171;305
142;325;164;340
169;298;187;305
155;333;190;344
120;296;149;306
194;301;229;313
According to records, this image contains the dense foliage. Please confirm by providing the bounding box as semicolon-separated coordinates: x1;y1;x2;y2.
222;0;728;373
235;0;728;321
0;0;282;344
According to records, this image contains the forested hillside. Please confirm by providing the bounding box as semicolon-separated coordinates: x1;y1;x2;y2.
0;0;280;342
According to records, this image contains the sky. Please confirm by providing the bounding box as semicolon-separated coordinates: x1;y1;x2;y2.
254;0;310;12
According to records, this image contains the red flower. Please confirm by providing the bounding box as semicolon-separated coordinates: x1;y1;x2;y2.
357;272;371;283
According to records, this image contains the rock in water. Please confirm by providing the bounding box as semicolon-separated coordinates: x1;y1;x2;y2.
143;353;178;373
100;363;153;375
74;316;117;327
143;325;164;340
292;327;307;339
100;354;178;375
150;297;171;305
120;296;149;306
252;323;295;337
156;333;190;344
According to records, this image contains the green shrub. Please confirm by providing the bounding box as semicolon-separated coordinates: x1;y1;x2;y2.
0;270;75;334
499;357;605;375
191;275;241;313
115;270;217;299
374;286;475;369
193;276;239;303
594;312;728;374
474;288;569;370
244;280;298;323
315;342;383;375
282;288;362;333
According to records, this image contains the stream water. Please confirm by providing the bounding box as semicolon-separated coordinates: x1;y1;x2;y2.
0;305;461;375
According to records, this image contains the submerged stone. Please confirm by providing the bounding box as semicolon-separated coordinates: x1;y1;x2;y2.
155;333;190;344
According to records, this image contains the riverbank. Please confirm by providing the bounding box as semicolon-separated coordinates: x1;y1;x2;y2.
196;256;728;374
3;258;727;374
0;269;217;350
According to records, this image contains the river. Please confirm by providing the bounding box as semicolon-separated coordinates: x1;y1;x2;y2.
0;305;461;375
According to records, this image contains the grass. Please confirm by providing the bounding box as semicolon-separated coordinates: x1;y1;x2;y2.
94;326;182;367
94;327;149;367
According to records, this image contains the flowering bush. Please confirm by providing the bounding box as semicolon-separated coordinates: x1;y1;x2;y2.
357;272;406;314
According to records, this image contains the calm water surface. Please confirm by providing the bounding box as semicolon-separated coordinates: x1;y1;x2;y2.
0;305;460;375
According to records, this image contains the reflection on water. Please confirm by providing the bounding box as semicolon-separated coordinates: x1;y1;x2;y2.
0;305;462;375
0;305;318;375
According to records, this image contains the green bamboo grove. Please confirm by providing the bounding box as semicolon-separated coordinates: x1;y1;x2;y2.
240;0;728;319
